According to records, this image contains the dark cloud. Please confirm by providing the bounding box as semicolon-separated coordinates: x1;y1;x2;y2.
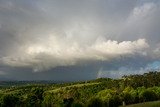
0;0;160;81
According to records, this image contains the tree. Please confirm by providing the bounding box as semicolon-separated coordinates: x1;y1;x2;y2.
104;95;121;107
140;90;158;102
26;87;44;107
63;98;74;107
86;97;104;107
0;94;20;107
121;92;134;105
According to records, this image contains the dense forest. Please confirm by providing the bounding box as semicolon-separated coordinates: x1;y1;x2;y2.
1;71;160;107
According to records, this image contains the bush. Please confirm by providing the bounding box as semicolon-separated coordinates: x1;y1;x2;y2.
86;97;104;107
140;90;158;102
104;95;121;107
63;98;74;107
71;101;84;107
0;94;20;107
122;92;134;105
26;88;44;107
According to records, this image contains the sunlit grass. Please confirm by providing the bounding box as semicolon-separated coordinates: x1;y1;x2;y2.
48;82;100;93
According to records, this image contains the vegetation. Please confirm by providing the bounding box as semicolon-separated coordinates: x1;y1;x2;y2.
1;71;160;107
122;101;160;107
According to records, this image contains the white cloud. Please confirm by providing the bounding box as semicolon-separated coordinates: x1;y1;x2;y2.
92;38;148;59
0;36;149;72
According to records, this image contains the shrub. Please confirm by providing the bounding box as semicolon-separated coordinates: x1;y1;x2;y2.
122;92;134;105
71;101;84;107
104;95;121;107
63;98;74;107
26;88;44;107
86;97;104;107
140;90;158;102
0;94;20;107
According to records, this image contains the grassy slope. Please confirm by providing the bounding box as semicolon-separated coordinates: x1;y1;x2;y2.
0;81;100;95
48;82;100;93
123;101;160;107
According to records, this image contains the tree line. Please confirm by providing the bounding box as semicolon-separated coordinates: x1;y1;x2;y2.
0;71;160;107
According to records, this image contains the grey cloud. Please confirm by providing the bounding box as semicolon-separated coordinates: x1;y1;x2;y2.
0;0;160;80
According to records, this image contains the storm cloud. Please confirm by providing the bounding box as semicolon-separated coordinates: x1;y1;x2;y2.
0;0;160;81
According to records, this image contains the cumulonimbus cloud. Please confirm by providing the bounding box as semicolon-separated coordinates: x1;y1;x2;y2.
0;0;160;81
0;37;149;72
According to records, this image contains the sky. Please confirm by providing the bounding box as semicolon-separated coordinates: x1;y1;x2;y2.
0;0;160;81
